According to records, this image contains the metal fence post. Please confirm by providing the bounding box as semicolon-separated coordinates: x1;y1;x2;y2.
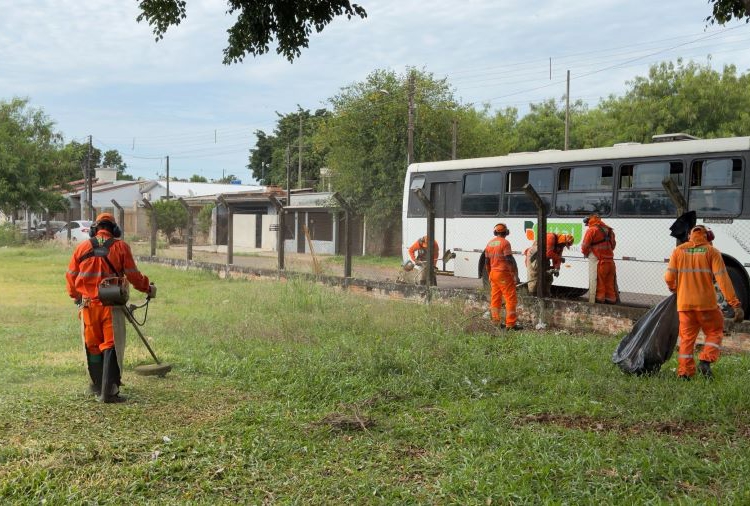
413;188;436;290
66;207;72;241
111;199;125;238
217;195;233;265
268;196;285;273
142;199;157;257
178;198;193;261
332;193;354;278
522;184;547;299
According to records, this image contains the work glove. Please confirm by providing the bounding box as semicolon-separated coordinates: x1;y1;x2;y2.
560;258;566;264
147;283;157;299
552;270;560;277
733;307;744;323
74;297;82;307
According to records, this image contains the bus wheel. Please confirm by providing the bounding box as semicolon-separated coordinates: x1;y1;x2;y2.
717;265;748;320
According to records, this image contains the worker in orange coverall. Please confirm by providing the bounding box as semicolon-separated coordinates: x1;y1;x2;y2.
524;233;574;296
66;213;154;403
581;214;617;304
408;235;439;267
485;223;522;330
664;225;744;379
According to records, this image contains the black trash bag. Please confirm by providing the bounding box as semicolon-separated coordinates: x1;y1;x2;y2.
669;211;696;245
612;294;679;375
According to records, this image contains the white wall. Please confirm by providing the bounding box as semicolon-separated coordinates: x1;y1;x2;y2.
233;214;257;249
262;215;277;251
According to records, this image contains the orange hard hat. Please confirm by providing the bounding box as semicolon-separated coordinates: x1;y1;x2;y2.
493;223;509;235
557;234;574;247
95;212;116;225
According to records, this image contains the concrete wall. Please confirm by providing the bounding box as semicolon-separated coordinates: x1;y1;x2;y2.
136;255;750;354
261;215;276;250
233;214;257;250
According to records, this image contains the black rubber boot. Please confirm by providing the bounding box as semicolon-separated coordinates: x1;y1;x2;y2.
507;324;524;331
86;352;103;396
99;348;127;403
698;360;713;379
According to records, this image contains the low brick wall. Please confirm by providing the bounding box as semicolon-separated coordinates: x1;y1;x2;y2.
137;256;750;352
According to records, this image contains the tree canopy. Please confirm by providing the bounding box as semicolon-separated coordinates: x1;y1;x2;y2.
0;98;70;214
136;0;367;63
248;108;330;187
706;0;750;24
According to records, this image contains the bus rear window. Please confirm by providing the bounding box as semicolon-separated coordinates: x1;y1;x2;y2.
689;158;743;216
461;171;500;215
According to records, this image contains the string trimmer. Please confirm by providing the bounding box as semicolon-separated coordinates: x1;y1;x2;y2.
122;290;172;377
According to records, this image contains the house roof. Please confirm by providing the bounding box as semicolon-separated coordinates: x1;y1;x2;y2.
140;181;265;197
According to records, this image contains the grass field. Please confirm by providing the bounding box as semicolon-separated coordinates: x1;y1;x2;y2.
2;245;750;504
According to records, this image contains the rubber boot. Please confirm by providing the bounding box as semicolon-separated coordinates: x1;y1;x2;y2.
86;352;103;396
698;360;713;379
99;347;127;403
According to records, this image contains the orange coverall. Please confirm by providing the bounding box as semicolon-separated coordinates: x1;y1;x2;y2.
524;233;565;269
664;227;740;377
408;238;439;266
66;231;151;356
581;216;617;304
485;236;518;327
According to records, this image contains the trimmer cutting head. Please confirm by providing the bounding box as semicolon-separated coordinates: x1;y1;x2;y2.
134;363;172;377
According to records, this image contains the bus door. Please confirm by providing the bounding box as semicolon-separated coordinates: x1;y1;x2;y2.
431;182;456;271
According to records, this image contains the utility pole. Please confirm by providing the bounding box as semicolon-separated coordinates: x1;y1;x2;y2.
285;144;291;206
298;114;303;189
86;135;93;219
564;70;570;151
451;118;458;160
407;71;415;166
166;155;170;199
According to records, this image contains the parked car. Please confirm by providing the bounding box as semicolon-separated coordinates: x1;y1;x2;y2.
54;220;93;242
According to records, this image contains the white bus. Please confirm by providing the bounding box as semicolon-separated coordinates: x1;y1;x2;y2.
402;134;750;313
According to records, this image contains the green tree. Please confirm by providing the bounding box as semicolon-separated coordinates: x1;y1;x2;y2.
0;98;69;215
136;0;367;63
599;60;750;142
197;203;215;236
706;0;750;24
248;108;330;188
102;149;133;180
149;199;189;243
189;174;208;182
216;174;239;184
60;140;102;182
315;69;466;227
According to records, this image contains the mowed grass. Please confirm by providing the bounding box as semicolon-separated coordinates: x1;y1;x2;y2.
2;245;750;504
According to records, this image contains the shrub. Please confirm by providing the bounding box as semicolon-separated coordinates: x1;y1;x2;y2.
0;223;23;246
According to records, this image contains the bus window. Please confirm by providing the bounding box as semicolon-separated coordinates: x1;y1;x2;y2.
407;175;426;217
504;168;552;215
555;165;613;215
689;158;743;216
461;171;501;215
617;161;683;216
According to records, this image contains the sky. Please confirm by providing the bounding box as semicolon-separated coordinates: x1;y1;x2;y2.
1;0;749;183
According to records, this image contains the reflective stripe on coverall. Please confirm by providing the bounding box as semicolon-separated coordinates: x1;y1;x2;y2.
664;227;740;377
485;236;517;327
581;216;617;303
66;231;150;363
